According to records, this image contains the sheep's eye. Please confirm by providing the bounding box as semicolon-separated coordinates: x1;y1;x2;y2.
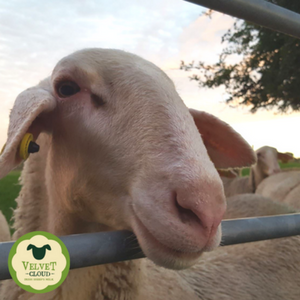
57;81;80;98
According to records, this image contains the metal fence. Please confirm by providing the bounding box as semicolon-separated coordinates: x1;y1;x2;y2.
185;0;300;39
1;0;300;282
1;214;300;280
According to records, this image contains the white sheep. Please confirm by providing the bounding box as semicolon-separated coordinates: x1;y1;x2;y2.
256;170;300;209
281;167;300;172
180;195;300;300
180;235;300;300
0;211;10;242
224;193;295;219
0;48;256;299
221;146;291;197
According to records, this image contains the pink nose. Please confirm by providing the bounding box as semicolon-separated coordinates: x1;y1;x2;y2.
174;189;226;242
131;174;227;253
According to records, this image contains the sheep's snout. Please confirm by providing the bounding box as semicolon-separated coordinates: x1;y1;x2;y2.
174;189;225;249
130;173;226;269
267;167;281;176
264;163;281;176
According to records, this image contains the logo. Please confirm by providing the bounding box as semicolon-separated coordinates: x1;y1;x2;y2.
8;231;70;294
27;244;51;260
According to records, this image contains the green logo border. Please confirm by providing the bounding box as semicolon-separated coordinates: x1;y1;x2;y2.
8;231;70;294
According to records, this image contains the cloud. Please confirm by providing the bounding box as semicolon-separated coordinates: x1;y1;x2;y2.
0;0;299;156
0;0;200;93
0;0;203;146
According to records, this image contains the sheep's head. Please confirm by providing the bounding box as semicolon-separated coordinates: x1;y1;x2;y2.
0;49;256;269
27;244;51;260
255;146;292;177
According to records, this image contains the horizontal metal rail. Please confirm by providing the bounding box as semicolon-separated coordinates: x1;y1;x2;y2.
1;213;300;281
185;0;300;39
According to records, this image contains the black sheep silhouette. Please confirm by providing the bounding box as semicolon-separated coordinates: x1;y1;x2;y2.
27;244;51;260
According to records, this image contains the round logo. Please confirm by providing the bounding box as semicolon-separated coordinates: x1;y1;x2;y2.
8;231;70;293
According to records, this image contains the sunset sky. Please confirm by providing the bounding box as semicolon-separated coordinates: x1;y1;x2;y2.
1;0;299;156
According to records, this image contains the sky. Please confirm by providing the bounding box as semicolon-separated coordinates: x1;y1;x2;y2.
0;0;299;157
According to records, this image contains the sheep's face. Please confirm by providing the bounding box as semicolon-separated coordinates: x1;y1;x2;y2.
49;49;230;269
256;146;281;177
2;49;255;270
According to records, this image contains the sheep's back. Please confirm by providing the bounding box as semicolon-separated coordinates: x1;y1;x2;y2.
224;194;295;219
256;171;300;209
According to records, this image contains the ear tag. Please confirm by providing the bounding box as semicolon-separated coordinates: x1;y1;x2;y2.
19;133;40;160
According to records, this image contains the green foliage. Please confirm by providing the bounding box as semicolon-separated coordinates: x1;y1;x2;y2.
181;1;300;113
279;161;300;169
0;171;21;233
241;168;251;177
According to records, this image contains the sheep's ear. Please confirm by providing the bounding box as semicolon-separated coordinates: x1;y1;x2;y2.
44;244;51;251
27;244;34;251
189;109;256;168
277;152;293;163
217;169;239;178
0;80;56;179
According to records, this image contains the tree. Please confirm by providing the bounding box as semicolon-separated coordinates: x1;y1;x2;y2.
181;1;300;113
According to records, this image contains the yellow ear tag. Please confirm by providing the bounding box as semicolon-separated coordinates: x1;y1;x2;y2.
19;133;33;160
19;133;40;160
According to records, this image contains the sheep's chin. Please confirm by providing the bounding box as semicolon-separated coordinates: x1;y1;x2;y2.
130;211;206;270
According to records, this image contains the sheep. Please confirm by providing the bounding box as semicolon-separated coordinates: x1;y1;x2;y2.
224;194;296;219
221;146;291;197
256;170;300;209
178;196;300;300
27;244;52;260
177;196;300;300
0;48;256;299
0;211;10;242
180;235;300;300
281;167;300;172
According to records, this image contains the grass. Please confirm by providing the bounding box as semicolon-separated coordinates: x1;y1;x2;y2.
241;162;300;176
0;171;21;230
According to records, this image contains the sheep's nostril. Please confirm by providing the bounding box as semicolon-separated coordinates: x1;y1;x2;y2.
174;194;201;226
173;188;225;241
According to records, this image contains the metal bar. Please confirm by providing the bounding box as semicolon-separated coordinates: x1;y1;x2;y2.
1;213;300;281
221;213;300;245
0;230;144;281
185;0;300;39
